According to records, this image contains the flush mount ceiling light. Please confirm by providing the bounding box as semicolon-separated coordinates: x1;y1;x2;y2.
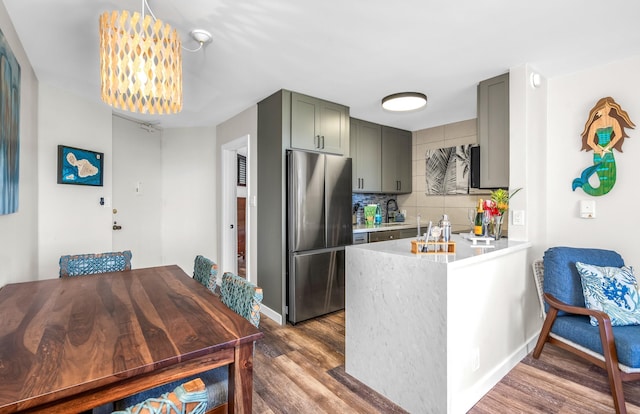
99;1;185;114
381;92;427;112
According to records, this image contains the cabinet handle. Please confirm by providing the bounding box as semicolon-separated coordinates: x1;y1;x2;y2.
315;135;320;148
321;136;325;149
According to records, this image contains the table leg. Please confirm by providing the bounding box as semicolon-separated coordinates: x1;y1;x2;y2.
228;342;255;414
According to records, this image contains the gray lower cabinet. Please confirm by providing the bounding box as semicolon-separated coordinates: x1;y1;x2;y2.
381;126;412;193
368;230;400;243
350;118;381;192
367;227;417;243
398;227;418;239
477;72;509;188
291;92;349;155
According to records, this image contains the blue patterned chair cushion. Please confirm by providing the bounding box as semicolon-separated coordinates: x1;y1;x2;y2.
59;250;132;278
115;369;226;412
551;315;640;369
543;247;624;314
576;262;640;326
193;255;218;294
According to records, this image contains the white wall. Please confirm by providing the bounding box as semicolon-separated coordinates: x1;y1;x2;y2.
161;127;217;274
545;55;640;264
216;105;258;282
37;83;113;278
0;2;39;285
112;116;162;268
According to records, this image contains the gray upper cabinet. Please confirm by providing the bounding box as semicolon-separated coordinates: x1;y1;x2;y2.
291;92;349;155
477;73;509;188
350;118;381;192
381;126;412;194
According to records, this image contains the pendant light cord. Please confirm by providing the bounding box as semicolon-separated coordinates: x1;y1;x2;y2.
142;0;207;53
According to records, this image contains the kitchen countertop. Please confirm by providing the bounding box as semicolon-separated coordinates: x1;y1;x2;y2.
347;233;528;267
352;222;417;234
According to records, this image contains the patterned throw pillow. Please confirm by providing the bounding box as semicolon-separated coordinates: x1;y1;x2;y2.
575;262;640;326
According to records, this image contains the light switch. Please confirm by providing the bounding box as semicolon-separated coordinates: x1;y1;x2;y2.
580;200;596;219
512;210;525;226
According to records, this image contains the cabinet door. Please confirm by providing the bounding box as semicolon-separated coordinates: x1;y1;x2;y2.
291;93;320;152
350;118;381;192
290;92;348;155
381;126;412;193
477;73;509;188
318;100;348;155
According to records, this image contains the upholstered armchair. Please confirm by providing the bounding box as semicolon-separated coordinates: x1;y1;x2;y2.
533;247;640;414
59;250;132;277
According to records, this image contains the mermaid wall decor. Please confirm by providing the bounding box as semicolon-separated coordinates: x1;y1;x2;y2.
572;97;635;196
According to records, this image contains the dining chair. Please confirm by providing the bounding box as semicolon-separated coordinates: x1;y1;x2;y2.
112;377;207;414
532;247;640;414
193;255;218;294
59;250;132;278
113;272;263;414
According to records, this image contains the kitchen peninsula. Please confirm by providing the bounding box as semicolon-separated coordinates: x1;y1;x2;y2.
345;234;532;414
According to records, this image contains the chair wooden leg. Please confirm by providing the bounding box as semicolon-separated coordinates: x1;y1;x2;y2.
597;321;627;414
533;308;558;359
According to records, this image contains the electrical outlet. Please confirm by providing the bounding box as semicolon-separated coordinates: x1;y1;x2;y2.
513;210;525;226
471;348;480;371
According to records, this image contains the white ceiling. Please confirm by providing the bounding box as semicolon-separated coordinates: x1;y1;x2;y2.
4;0;640;131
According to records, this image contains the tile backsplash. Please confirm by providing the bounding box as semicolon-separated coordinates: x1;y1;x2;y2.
395;118;501;233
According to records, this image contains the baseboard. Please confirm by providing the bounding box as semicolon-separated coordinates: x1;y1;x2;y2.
453;333;539;414
260;304;282;325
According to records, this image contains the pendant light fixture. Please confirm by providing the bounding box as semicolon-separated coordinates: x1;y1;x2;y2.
99;1;183;114
381;92;427;112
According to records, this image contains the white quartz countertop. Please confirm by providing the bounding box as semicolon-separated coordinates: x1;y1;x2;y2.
346;233;531;269
352;222;417;234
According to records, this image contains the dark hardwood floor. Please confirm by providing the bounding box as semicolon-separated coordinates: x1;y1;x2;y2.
253;311;640;413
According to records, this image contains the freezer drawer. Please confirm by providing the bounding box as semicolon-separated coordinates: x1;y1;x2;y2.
288;248;345;324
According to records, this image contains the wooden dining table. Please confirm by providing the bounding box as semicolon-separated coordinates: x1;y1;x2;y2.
0;265;264;413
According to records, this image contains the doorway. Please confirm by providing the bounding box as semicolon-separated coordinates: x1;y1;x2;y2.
221;135;250;280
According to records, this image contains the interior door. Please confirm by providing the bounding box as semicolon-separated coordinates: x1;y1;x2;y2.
112;116;162;268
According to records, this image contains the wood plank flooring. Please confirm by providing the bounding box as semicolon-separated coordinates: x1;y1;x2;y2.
253;310;640;413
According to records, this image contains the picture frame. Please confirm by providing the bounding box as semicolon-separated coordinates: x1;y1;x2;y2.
57;145;104;186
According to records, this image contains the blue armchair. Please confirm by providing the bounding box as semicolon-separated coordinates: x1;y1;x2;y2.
532;247;640;414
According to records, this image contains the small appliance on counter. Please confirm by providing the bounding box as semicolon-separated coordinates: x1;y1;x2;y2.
386;198;398;222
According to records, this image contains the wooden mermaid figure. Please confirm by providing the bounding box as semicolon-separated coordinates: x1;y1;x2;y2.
572;97;635;196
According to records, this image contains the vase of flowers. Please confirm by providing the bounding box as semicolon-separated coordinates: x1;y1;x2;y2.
485;188;521;240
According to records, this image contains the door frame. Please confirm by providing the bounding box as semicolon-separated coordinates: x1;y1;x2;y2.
221;135;250;281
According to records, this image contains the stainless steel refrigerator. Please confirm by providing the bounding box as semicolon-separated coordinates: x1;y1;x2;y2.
287;150;352;324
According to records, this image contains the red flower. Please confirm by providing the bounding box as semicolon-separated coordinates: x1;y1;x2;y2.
483;199;500;218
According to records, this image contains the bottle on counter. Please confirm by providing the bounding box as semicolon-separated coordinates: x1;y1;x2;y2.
440;214;451;242
474;199;484;236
